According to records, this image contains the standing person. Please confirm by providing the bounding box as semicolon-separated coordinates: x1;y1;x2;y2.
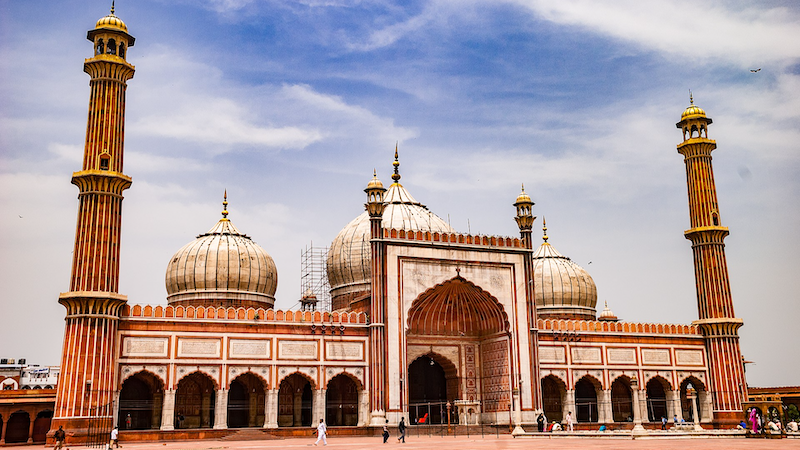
661;416;667;430
110;426;120;448
536;413;545;432
397;417;406;443
314;418;327;446
382;419;390;443
566;411;574;432
125;413;132;429
53;426;66;450
673;414;679;427
749;408;758;433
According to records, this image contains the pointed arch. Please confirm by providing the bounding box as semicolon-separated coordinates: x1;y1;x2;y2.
407;275;509;337
276;370;317;390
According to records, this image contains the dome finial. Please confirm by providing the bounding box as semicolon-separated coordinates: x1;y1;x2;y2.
689;89;693;105
392;142;401;183
542;216;548;243
221;190;229;220
110;0;116;15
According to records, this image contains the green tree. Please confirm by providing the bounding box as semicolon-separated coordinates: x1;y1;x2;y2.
787;404;800;422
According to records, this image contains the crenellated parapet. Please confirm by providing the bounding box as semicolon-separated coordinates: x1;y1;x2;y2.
383;227;523;248
122;304;369;324
538;318;700;335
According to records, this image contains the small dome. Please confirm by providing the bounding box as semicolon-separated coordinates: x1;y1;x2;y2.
681;104;706;120
95;5;127;32
366;171;385;190
327;156;454;310
531;221;597;320
597;301;619;322
165;196;277;308
515;185;532;205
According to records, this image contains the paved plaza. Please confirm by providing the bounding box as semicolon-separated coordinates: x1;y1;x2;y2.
54;435;800;450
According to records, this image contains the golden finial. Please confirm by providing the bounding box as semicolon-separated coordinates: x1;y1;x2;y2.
391;143;401;183
689;90;694;105
221;190;229;219
521;183;525;192
111;0;116;15
542;217;548;243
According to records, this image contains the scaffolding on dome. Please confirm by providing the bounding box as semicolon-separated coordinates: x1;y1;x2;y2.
300;243;331;312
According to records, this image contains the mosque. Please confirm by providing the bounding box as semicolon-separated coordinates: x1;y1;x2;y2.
45;6;748;444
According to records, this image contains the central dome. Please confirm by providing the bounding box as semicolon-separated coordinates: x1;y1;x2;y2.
531;220;597;320
326;154;454;310
165;195;277;309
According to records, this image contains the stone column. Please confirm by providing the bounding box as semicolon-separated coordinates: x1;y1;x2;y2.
564;389;575;424
511;390;524;435
687;387;702;430
112;390;121;428
312;389;326;425
27;412;35;443
214;389;228;429
599;389;612;424
160;390;175;431
0;415;8;444
665;389;676;420
630;377;645;433
265;389;278;428
358;389;369;427
249;392;258;427
698;390;713;423
672;390;683;422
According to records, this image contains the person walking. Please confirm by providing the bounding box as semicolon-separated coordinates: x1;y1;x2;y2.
566;411;574;432
661;416;667;430
53;426;66;450
110;426;121;448
313;418;327;446
537;413;545;432
382;419;390;443
397;417;406;443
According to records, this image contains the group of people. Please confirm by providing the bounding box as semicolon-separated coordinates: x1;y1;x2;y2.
314;416;407;446
535;411;574;432
741;407;799;434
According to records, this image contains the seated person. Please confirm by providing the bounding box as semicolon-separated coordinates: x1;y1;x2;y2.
551;422;562;431
787;420;798;432
598;425;606;432
767;421;781;431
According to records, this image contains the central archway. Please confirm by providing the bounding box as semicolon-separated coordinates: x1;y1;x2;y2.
575;376;600;423
325;374;359;426
118;371;164;430
406;274;511;423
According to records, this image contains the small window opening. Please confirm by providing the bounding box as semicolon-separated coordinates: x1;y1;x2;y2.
107;39;117;55
690;125;699;138
712;213;719;226
119;43;125;59
99;152;110;171
96;39;105;55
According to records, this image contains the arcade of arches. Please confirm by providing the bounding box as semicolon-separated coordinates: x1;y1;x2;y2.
0;409;53;445
114;370;367;430
539;375;709;425
405;275;512;424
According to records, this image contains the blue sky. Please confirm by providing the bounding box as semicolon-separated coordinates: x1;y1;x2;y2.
1;0;798;387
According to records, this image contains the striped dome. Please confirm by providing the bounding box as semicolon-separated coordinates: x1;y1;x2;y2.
165;208;277;308
531;225;597;320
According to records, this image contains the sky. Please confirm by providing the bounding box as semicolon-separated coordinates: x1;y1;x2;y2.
0;0;798;388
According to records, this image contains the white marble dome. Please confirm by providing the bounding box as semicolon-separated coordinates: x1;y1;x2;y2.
326;166;453;309
531;222;597;320
165;200;277;308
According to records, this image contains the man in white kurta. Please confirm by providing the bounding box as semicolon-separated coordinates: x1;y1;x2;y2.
314;419;327;446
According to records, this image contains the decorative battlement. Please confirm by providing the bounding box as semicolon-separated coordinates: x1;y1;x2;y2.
383;227;523;248
122;304;369;324
538;318;699;335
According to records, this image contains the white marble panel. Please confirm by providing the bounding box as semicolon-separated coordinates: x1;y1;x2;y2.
641;349;671;365
571;347;602;364
675;349;704;366
230;339;271;358
539;345;566;363
325;342;364;361
278;340;318;360
606;348;636;364
177;338;221;357
122;337;169;357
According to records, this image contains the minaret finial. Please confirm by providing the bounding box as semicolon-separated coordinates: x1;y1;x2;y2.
542;217;549;243
221;190;229;219
111;0;116;15
521;183;525;192
689;89;694;105
392;143;401;183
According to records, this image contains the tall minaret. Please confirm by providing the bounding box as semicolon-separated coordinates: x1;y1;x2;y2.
513;186;542;413
52;4;135;441
676;95;745;425
365;165;387;425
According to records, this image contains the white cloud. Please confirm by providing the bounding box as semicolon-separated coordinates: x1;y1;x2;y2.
511;0;800;67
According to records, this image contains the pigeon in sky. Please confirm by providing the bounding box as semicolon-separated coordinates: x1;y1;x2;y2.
750;68;761;72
